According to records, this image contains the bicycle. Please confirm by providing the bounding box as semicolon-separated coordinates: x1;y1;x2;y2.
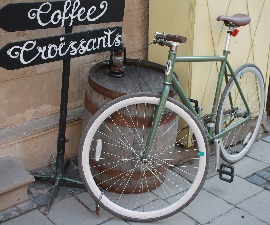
79;14;265;222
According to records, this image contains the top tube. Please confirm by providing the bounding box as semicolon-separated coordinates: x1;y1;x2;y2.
175;55;226;63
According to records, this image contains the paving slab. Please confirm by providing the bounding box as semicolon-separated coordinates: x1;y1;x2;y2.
261;135;270;143
101;218;130;225
246;174;268;186
171;154;222;181
127;209;197;225
265;184;270;191
208;207;267;225
0;206;21;223
256;169;270;178
86;191;158;211
152;171;191;199
15;196;38;213
1;210;53;225
2;138;270;225
247;141;270;164
203;175;263;204
237;190;270;224
46;196;110;225
180;189;234;224
78;192;197;225
76;192;114;220
233;157;268;178
207;155;224;178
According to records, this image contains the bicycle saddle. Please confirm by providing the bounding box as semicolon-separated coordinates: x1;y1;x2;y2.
217;14;251;26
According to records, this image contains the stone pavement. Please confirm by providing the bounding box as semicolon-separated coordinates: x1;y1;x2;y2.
1;135;270;225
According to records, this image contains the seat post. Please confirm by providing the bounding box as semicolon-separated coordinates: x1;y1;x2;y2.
224;27;234;51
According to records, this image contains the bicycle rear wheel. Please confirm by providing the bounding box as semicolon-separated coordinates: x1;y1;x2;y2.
79;92;209;222
216;64;264;163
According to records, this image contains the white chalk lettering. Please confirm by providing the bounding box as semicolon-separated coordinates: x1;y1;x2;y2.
61;0;72;27
98;36;107;48
6;29;122;65
51;10;62;25
77;7;86;22
114;34;122;47
69;0;81;26
78;40;87;54
28;2;51;27
28;0;108;27
70;41;78;56
7;41;40;64
48;44;58;59
38;46;49;60
86;39;95;51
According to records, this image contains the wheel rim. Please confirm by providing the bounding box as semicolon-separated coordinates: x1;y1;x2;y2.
218;66;264;162
80;95;208;221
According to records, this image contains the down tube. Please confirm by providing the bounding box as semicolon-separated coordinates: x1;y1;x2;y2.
171;75;198;118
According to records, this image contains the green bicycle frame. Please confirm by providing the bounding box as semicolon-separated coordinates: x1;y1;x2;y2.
174;51;251;140
142;46;252;160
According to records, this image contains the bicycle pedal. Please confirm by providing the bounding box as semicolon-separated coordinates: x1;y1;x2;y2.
217;163;234;183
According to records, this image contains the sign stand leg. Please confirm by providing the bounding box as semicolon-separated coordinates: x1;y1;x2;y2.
34;26;84;214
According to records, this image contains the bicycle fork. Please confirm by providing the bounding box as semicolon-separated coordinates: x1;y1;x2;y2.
142;84;171;161
142;44;178;161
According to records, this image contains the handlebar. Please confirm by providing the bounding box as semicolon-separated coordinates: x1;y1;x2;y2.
153;32;187;45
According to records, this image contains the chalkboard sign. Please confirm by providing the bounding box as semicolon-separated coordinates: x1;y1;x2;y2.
0;26;122;70
0;0;126;211
0;0;125;70
0;0;125;31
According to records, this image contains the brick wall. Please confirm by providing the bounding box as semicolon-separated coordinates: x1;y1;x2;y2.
0;0;149;170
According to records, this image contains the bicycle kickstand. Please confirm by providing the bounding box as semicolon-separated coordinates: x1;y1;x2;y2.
214;139;234;183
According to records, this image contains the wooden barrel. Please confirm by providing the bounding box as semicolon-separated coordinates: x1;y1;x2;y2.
83;59;179;193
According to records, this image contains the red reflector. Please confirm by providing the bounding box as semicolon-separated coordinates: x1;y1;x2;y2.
232;29;239;37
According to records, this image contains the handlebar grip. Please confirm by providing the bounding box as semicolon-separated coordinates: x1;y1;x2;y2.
166;34;187;43
155;33;187;43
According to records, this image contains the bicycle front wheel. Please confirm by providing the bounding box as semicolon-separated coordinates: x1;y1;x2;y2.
216;64;265;163
79;93;209;222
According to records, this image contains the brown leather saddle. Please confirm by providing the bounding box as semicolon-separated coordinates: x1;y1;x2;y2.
217;14;251;27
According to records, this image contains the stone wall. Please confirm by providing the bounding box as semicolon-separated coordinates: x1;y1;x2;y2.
0;0;149;170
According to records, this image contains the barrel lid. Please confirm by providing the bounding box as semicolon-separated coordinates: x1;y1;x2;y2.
88;59;176;99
